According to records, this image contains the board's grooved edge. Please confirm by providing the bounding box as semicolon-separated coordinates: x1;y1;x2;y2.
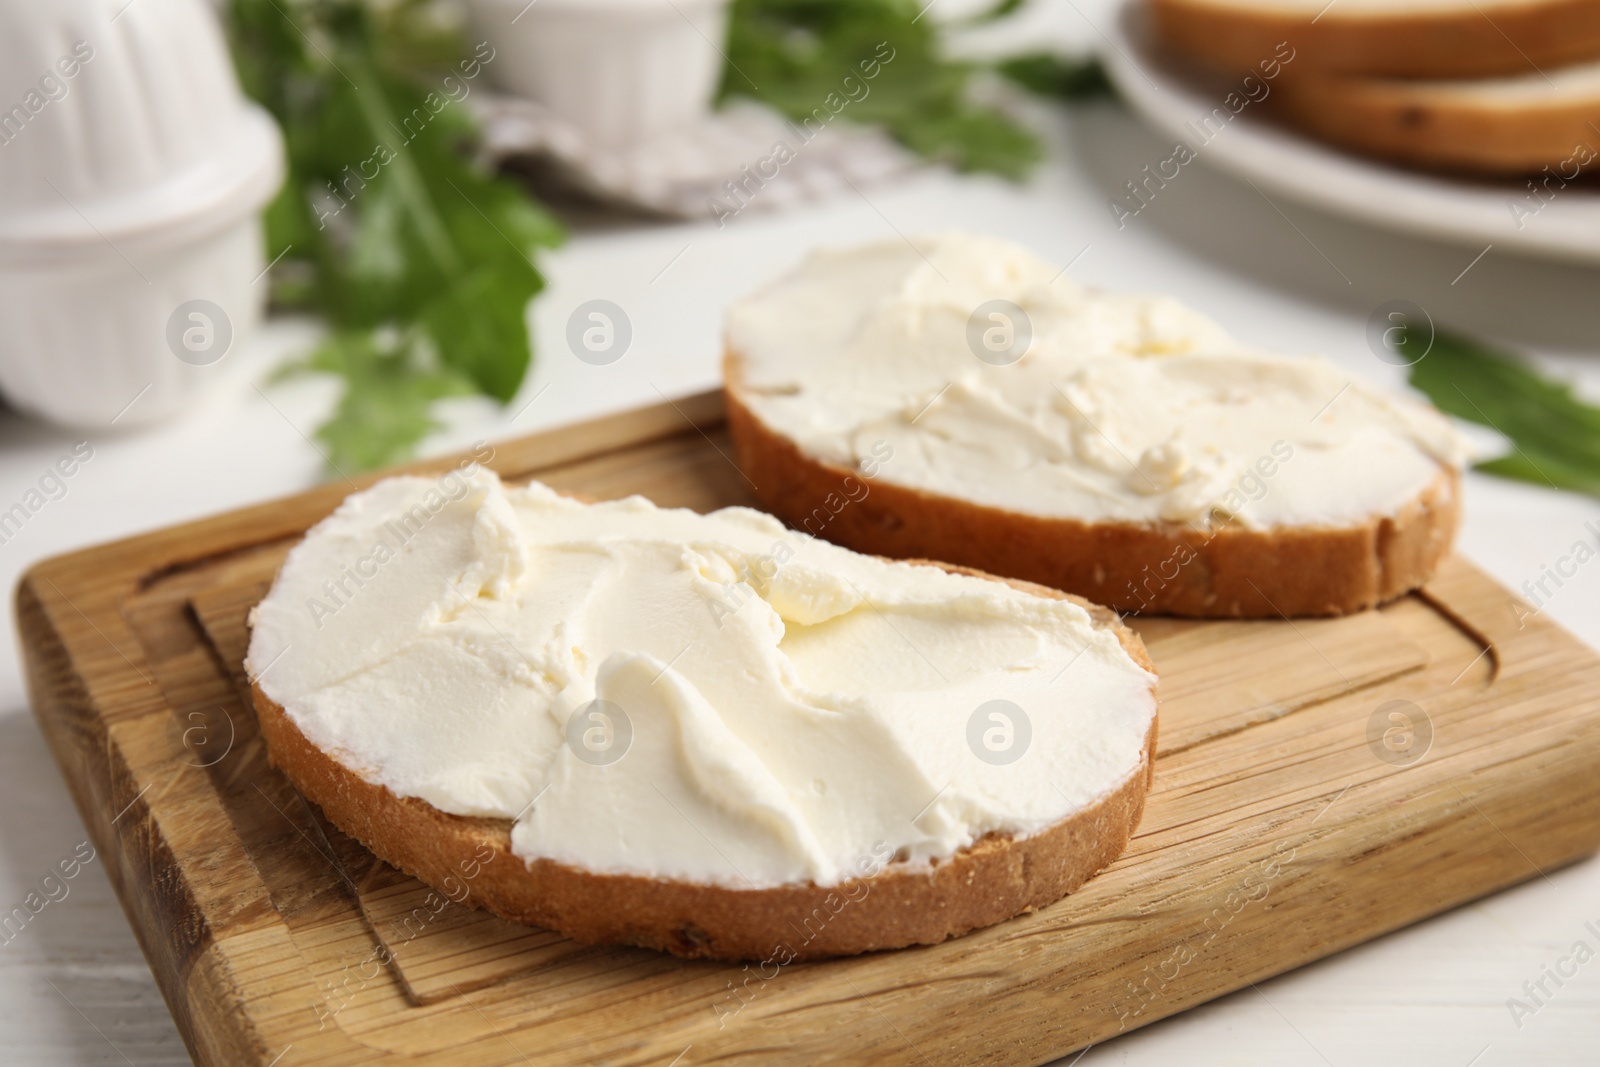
1414;581;1501;684
1156;657;1429;758
15;576;232;1065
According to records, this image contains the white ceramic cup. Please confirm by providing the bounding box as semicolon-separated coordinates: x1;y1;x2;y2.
466;0;733;146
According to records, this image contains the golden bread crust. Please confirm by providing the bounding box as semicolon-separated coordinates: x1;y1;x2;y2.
1270;72;1600;175
723;356;1459;618
1148;0;1600;79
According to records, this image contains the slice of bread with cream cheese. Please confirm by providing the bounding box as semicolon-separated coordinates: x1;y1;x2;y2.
723;232;1466;617
246;469;1159;960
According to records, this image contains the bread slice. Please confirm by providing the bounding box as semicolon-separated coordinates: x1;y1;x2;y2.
1271;59;1600;174
1149;0;1600;79
724;358;1461;619
252;567;1157;962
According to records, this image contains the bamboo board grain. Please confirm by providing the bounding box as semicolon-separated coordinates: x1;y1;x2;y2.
16;389;1600;1067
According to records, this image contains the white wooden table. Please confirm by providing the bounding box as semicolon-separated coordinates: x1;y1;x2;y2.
3;16;1599;1064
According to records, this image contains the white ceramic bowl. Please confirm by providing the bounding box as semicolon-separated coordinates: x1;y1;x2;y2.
0;0;284;428
465;0;732;147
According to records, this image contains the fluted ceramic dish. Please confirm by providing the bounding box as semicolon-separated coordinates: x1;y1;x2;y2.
0;0;283;428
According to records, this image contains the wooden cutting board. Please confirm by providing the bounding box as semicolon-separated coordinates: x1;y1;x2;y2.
17;390;1600;1067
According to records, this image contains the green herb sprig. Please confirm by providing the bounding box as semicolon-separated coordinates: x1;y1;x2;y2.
1405;326;1600;497
227;0;563;474
997;53;1112;101
720;0;1043;179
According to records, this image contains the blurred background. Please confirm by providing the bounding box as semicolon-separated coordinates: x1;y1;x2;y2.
1;0;1598;1062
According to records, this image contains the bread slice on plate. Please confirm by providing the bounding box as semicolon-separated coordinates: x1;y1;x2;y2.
1149;0;1600;79
723;232;1467;618
1272;59;1600;175
246;470;1159;961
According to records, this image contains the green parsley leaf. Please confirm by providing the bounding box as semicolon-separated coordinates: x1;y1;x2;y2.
1405;326;1600;497
965;0;1029;24
721;0;1042;179
227;0;563;474
997;53;1113;101
279;330;478;475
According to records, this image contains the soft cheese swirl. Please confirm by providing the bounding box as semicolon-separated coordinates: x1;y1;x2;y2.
727;232;1469;529
246;471;1157;889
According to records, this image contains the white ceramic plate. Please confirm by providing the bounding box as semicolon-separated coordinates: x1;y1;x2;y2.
1099;0;1600;266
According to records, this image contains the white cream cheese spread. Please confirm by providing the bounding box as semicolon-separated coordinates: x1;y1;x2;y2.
246;469;1157;889
727;232;1469;530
